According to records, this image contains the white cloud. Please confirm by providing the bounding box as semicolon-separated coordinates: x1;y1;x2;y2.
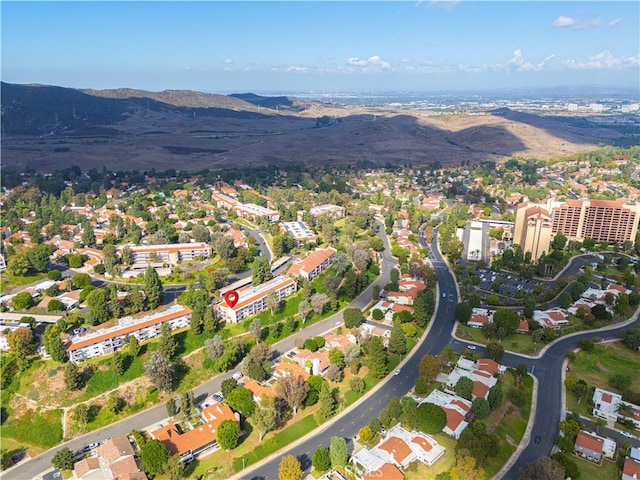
609;18;622;27
552;15;601;30
285;66;309;73
225;58;233;64
426;1;460;11
506;49;555;72
562;50;640;69
347;55;392;72
552;15;576;27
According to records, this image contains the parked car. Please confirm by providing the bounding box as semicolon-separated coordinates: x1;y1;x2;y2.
232;372;243;381
621;431;634;438
467;345;477;351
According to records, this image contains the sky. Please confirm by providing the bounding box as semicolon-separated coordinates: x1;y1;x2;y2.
2;1;639;94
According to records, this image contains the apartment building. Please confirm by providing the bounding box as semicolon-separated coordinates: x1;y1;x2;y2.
234;203;280;223
286;247;337;281
214;275;297;324
66;304;192;363
280;221;317;245
122;242;211;268
308;204;346;221
514;198;640;262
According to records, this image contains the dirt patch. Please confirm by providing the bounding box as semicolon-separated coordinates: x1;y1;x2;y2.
487;400;518;434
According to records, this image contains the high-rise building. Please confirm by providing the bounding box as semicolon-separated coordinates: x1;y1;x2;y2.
514;198;640;262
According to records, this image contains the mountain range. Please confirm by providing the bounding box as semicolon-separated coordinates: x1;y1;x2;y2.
1;82;629;173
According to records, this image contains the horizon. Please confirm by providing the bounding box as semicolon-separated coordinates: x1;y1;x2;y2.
2;1;638;93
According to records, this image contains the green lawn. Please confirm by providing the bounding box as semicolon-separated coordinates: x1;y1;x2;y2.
1;408;63;449
405;433;458;479
574;456;619;480
0;271;48;293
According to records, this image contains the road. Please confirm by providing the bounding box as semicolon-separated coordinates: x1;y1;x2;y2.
7;221;392;480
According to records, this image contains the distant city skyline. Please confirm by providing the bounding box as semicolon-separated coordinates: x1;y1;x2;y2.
2;1;639;94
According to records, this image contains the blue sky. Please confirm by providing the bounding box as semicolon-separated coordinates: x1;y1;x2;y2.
2;1;639;93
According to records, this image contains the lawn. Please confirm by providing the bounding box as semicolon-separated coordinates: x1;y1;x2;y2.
0;271;47;293
404;433;457;479
573;456;619;480
1;408;63;449
568;341;640;397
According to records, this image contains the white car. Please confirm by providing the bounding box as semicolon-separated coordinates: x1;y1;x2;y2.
394;369;401;376
232;372;243;381
467;345;477;351
621;431;634;438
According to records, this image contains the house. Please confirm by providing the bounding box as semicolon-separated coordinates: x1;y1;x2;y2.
423;390;472;439
308;204;346;222
593;388;640;428
574;430;616;462
286;247;337;281
533;309;570;329
351;423;445;478
622;457;640;480
0;321;32;352
280;221;317;245
517;319;530;333
123;242;211;269
74;436;146;480
363;463;404;480
153;403;238;463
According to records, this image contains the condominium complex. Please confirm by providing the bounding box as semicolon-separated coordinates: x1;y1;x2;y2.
66;304;192;363
122;242;211;267
211;192;280;222
309;204;346;220
514;198;640;262
280;221;317;245
214;275;297;323
286;247;337;281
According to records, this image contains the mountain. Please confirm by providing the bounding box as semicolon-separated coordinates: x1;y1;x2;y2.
1;82;628;173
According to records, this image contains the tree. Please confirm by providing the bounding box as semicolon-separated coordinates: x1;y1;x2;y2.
226;387;256;417
323;275;341;298
450;454;486;480
298;300;311;323
51;447;75;471
488;383;503;410
493;309;520;336
455;376;474;400
278;454;302;480
166;397;178;417
27;244;53;272
203;308;217;333
620;328;640;351
388;322;407;355
266;290;280;315
47;299;64;312
11;292;34;311
508;388;527;407
241;341;272;381
158;322;177;360
64;361;82;391
216;419;240;450
82;222;96;247
44;325;67;363
111;351;125;375
318;380;336;418
144;351;174;391
367;336;387;379
416;402;447;434
350;376;365;393
457;421;497;466
205;335;224;360
518;456;564;480
413;289;435;327
277;375;309;415
312;447;331;472
329;436;348;468
8;251;31;276
106;393;124;414
166;454;186;480
343;308;363;328
252;255;272;286
472;398;490;420
253;398;277;442
557;292;572;309
358;425;374;442
103;244;120;277
455;302;473;323
550;453;580;480
310;293;329;315
144;265;163;309
7;328;33;370
127;334;141;357
86;288;109;325
139;439;170;476
486;341;505;362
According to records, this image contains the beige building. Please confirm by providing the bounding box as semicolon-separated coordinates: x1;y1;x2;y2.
514;198;640;262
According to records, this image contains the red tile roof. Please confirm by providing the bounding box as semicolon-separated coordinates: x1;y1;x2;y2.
378;437;412;464
623;457;640;478
575;431;604;454
363;463;404;480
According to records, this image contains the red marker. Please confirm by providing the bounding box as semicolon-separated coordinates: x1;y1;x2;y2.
224;289;239;308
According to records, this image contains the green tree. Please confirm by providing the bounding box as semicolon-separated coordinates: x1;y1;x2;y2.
216;419;240;450
329;436;348;468
86;288;109;325
63;361;83;391
144;350;174;391
343;308;363;328
456;421;497;466
72;272;92;288
455;302;473;323
472;398;490;420
455;376;474;400
276;375;309;415
278;454;302;480
251;255;272;286
366;336;387;379
252;398;277;443
103;244;120;277
227;387;256;417
488;383;503;410
43;325;67;363
486;341;505;362
493;309;520;336
26;244;53;272
82;222;96;247
312;447;331;472
328;347;345;368
8;251;31;276
557;292;573;309
166;454;186;480
11;292;34;310
111;351;125;375
318;380;336;418
127;335;141;356
158;322;177;360
388;322;407;355
51;447;75;471
144;265;163;309
416;402;447;434
139;439;170;476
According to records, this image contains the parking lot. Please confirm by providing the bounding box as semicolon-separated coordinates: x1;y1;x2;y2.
462;266;545;303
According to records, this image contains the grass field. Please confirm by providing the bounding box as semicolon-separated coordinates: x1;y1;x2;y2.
573;456;619;480
0;408;63;449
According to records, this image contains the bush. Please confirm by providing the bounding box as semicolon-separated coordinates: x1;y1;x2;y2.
372;309;383;321
47;270;62;280
507;388;527;407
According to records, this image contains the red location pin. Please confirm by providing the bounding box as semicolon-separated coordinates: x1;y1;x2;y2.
224;290;239;308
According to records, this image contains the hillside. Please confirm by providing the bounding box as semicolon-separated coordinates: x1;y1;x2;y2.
1;82;627;173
